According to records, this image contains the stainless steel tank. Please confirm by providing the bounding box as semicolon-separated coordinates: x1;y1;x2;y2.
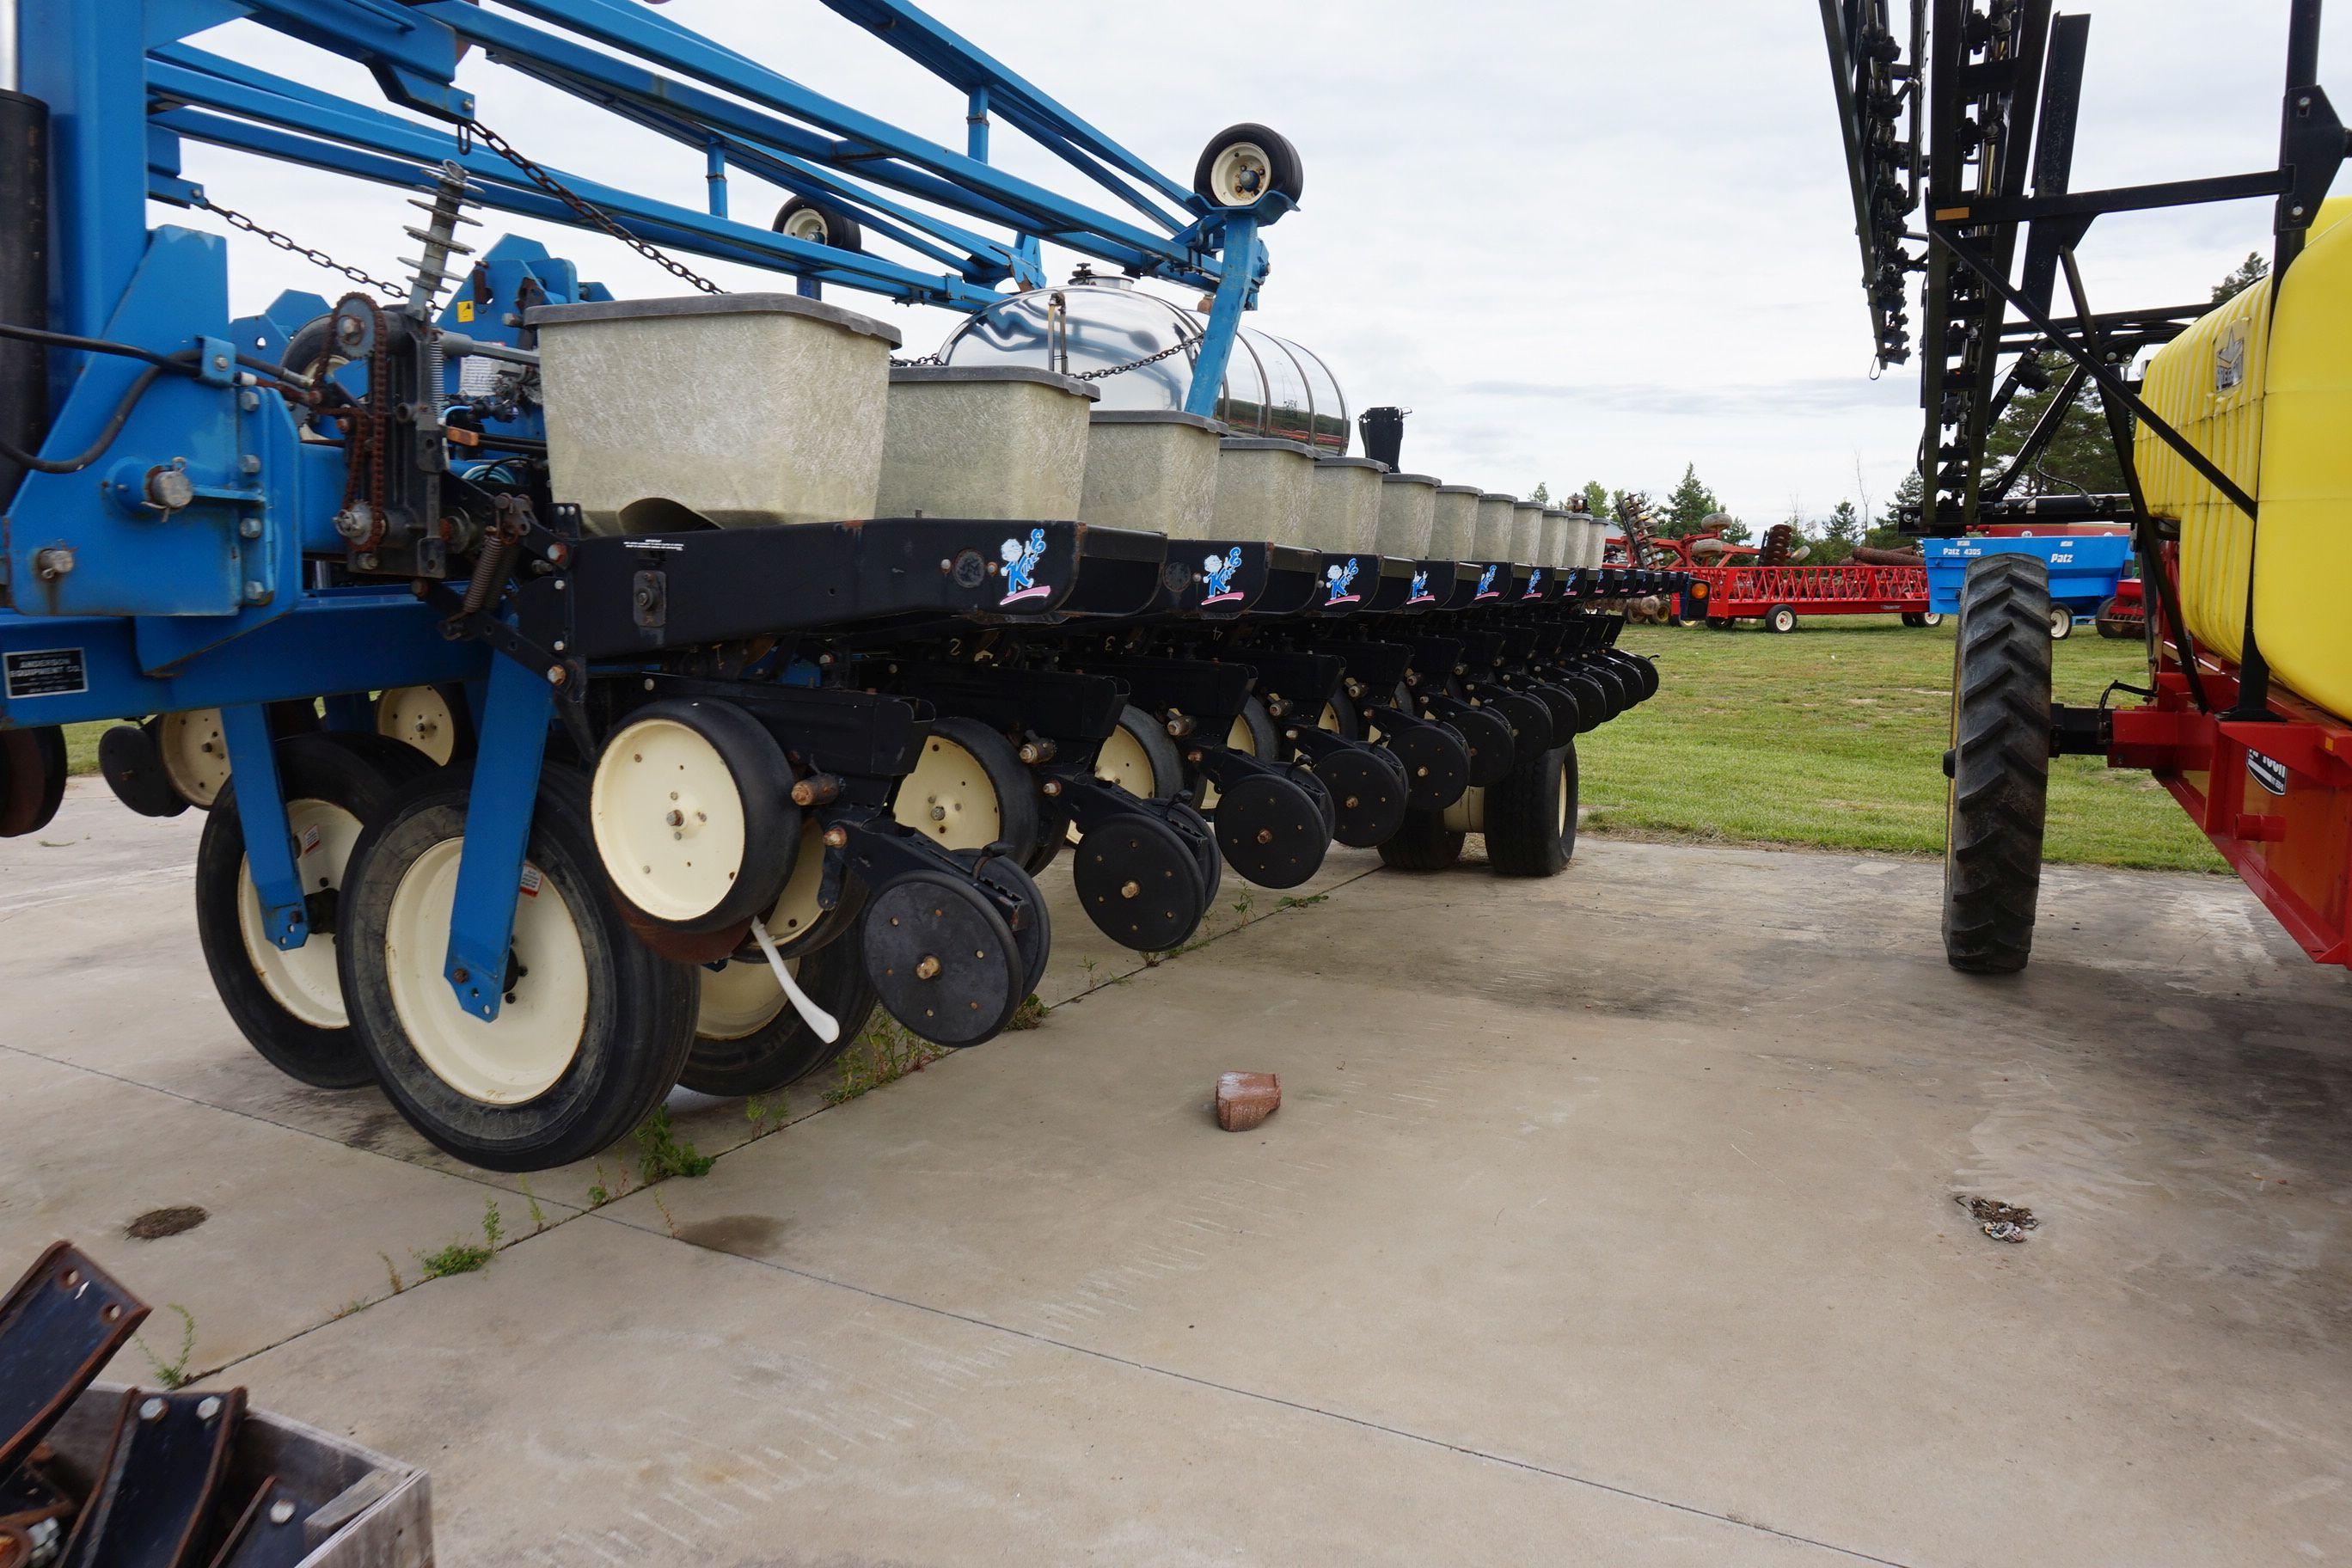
932;272;1349;453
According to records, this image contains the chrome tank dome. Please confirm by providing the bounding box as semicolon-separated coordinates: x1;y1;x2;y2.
931;270;1350;454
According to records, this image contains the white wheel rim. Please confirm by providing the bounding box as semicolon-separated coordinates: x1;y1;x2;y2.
590;716;749;923
696;952;799;1040
1210;142;1271;205
377;686;460;766
1318;703;1343;735
236;799;362;1029
783;208;830;243
383;837;587;1105
764;818;830;946
897;734;1005;850
160;708;230;807
1200;713;1259;812
1558;769;1571;836
1083;725;1161;842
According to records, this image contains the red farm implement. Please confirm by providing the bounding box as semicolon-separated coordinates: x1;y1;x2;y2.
1684;562;1934;633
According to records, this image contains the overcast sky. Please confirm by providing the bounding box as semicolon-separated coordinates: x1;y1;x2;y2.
173;1;2346;525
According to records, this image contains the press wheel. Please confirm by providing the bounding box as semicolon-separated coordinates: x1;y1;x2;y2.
1072;812;1207;952
860;870;1027;1047
1212;773;1327;890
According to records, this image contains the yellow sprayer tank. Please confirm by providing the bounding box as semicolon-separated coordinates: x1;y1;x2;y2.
2137;199;2352;719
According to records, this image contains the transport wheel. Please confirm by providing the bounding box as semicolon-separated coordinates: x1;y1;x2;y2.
1073;812;1207;952
591;698;799;938
2046;606;2075;640
683;931;879;1098
196;732;433;1089
0;726;69;839
157;707;232;808
340;773;700;1171
1943;555;2054;976
1765;604;1799;634
96;722;189;818
860;869;1026;1047
375;684;474;766
1192;122;1305;207
1485;742;1577;878
1705;616;1734;629
773;196;865;252
1377;806;1466;872
896;716;1041;859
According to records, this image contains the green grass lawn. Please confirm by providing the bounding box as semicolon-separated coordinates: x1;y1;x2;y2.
1577;616;2226;874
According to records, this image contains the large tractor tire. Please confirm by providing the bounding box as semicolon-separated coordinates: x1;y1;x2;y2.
1943;555;2054;975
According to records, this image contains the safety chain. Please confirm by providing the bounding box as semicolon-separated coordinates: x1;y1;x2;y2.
889;351;945;369
194;194;405;298
1072;340;1189;381
467;120;725;296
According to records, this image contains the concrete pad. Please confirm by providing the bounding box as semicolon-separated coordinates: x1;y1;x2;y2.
225;1213;1840;1566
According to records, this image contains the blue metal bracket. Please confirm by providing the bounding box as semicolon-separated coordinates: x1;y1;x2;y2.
220;702;309;950
1184;215;1259;420
442;651;554;1020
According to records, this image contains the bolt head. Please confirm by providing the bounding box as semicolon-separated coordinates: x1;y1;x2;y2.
269;1499;297;1526
239;518;263;538
243;579;270;603
139;1398;166;1422
196;1396;223;1420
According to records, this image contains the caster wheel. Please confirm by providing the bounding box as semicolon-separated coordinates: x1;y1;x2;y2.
683;929;879;1098
896;716;1041;856
1192;122;1305;207
773;196;864;252
375;683;474;766
860;870;1026;1047
1485;741;1577;879
1310;744;1408;848
1212;773;1327;890
195;732;432;1088
1072;812;1207;952
339;773;700;1170
591;698;799;938
96;722;188;818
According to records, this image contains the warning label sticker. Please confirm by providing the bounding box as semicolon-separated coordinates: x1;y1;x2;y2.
518;863;544;897
3;647;89;700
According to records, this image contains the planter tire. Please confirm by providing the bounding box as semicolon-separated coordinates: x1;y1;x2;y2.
1485;741;1577;878
1377;806;1466;872
1943;555;2054;976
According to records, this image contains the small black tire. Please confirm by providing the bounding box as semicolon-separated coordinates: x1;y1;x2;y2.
1093;704;1184;802
1319;689;1363;740
772;196;865;253
683;932;879;1099
1192;123;1304;207
1901;611;1928;628
897;716;1042;859
1485;741;1577;878
194;732;434;1090
1377;806;1466;871
340;773;700;1171
1943;555;2054;976
1705;616;1735;630
1765;603;1799;634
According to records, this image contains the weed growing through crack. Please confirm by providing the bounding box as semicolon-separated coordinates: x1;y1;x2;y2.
378;1253;405;1295
634;1106;714;1182
745;1093;788;1130
1230;890;1255;919
1006;993;1049;1031
414;1197;503;1278
824;1015;946;1106
650;1189;681;1240
517;1176;547;1233
1276;893;1329;910
586;1160;633;1209
136;1304;196;1390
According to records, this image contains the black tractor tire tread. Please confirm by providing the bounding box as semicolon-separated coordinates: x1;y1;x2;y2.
1943;556;2054;976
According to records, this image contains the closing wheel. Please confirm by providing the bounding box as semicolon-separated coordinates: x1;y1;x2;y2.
1166;797;1223;908
196;732;433;1089
1524;681;1584;742
772;196;865;253
96;722;188;819
860;870;1026;1048
969;852;1051;998
1440;701;1514;787
1073;812;1207;952
1212;773;1327;889
1616;653;1661;702
375;684;474;766
0;726;68;839
340;774;700;1171
1943;555;2054;975
1381;721;1470;811
1192;122;1305;207
591;698;799;936
1485;741;1578;878
1310;744;1408;848
1474;689;1553;756
1569;664;1626;723
895;716;1040;856
683;929;879;1098
1765;604;1799;634
157;707;232;808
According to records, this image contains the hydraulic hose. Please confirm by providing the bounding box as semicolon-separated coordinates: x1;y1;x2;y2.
0;322;323;475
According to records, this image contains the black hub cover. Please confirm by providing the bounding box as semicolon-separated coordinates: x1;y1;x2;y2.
861;871;1026;1047
1310;745;1410;848
1073;813;1208;952
1212;774;1328;889
1381;724;1470;811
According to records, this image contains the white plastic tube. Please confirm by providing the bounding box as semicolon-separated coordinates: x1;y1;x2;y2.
750;916;840;1043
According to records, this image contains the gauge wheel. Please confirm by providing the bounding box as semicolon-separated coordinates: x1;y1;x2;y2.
895;717;1041;858
1075;705;1185;845
1192;122;1305;207
340;771;700;1171
683;929;879;1098
1943;555;2054;976
590;698;799;937
375;683;475;766
772;197;865;253
195;732;435;1088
